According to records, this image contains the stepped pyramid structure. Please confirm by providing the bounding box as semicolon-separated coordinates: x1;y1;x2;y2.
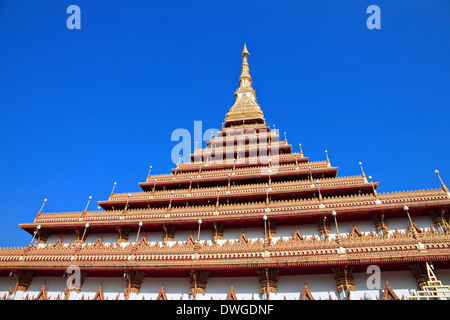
407;262;450;300
1;45;450;300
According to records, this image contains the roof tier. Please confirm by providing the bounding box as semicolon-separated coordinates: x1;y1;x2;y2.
22;188;449;234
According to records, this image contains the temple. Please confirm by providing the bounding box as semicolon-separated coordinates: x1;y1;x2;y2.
1;45;449;300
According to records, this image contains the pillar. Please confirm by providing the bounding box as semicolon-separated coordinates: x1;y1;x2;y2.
331;265;355;300
373;212;389;237
409;262;429;290
428;209;449;233
163;225;176;245
189;270;210;300
257;268;280;300
316;216;331;240
12;270;34;300
125;270;146;300
211;223;225;244
117;227;131;245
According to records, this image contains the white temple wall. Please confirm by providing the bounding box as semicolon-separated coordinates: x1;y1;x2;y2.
46;234;77;245
274;273;338;300
386;216;434;234
40;213;437;248
219;227;263;244
136;231;162;245
352;270;416;300
84;232;118;245
2;267;450;300
80;277;126;300
201;276;262;300
0;276;16;299
139;276;192;300
435;269;450;284
25;276;67;300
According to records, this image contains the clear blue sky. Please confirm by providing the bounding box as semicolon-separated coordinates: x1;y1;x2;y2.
0;1;448;247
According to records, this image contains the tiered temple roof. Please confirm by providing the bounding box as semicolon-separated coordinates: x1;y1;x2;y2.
1;45;449;300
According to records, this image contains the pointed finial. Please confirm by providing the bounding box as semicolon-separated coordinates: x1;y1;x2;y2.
110;182;117;198
325;150;329;163
435;170;449;193
359;162;367;182
332;210;340;236
147;166;152;179
242;43;249;58
368;176;378;197
84;196;92;213
37;198;47;216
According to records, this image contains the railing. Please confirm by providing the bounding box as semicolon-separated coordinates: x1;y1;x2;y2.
110;175;366;201
147;161;331;182
32;188;448;224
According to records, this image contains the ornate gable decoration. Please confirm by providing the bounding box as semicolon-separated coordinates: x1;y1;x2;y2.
92;284;105;300
350;223;362;237
157;284;168;300
238;230;249;243
300;283;314;300
226;285;238;300
293;226;304;241
35;283;49;300
186;234;196;246
380;280;400;300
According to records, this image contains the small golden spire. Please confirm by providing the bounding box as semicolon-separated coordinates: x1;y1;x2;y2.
242;43;250;57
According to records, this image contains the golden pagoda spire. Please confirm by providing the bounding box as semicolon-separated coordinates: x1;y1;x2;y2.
224;44;266;127
239;43;251;89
